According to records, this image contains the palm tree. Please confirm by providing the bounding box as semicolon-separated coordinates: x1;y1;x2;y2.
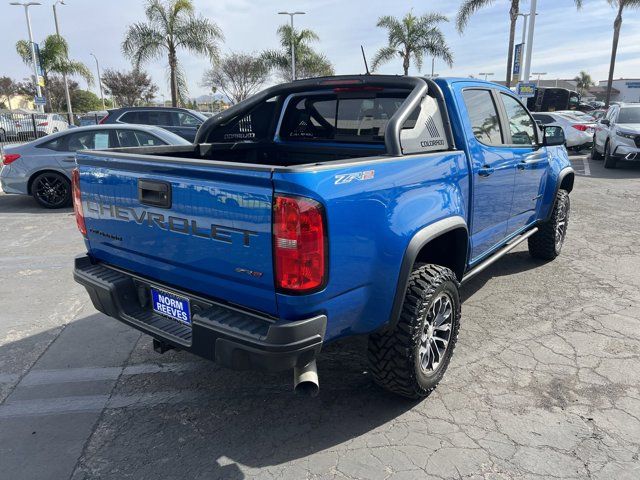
372;12;453;75
262;25;334;82
16;35;92;112
577;0;640;107
457;1;582;88
122;0;223;106
574;71;594;96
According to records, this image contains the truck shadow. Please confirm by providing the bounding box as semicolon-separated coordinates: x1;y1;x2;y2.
460;250;544;302
0;320;417;480
586;159;640;179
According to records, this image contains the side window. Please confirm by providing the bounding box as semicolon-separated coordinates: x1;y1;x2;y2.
119;111;140;124
37;137;64;151
66;131;111;151
117;130;167;147
135;131;166;146
532;114;553;124
178;112;201;127
500;94;536;145
462;89;503;145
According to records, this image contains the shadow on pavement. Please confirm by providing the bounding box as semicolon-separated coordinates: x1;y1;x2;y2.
587;158;640;179
0;192;72;214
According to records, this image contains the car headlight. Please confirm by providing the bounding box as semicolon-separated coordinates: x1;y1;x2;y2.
616;130;637;139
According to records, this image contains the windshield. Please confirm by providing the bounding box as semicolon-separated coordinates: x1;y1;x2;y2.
618;108;640;124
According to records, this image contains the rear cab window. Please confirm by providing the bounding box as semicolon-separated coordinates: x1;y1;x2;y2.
278;92;419;144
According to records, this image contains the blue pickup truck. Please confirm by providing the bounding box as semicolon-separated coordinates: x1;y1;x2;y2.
72;75;574;398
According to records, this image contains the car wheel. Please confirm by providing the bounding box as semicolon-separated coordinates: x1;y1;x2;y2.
31;172;71;209
603;141;617;169
528;189;570;260
367;264;461;399
591;138;603;160
52;128;59;133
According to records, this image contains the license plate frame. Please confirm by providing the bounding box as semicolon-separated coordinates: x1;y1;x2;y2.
150;287;192;327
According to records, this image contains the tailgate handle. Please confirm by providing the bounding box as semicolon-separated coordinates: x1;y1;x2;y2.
138;180;172;208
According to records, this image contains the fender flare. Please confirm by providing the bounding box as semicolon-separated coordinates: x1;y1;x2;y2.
543;166;574;223
381;216;468;333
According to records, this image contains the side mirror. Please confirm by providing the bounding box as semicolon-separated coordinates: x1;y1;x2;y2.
542;125;565;147
600;119;610;126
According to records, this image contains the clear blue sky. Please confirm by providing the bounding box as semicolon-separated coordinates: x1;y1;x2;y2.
2;0;639;100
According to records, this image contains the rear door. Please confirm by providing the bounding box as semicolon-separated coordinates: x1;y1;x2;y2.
459;87;516;261
78;154;277;315
496;92;548;233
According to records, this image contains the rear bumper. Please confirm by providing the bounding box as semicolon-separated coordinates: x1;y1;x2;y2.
73;255;326;371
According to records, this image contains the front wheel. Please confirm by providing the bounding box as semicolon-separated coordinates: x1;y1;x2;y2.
368;264;461;399
31;172;71;209
528;190;570;260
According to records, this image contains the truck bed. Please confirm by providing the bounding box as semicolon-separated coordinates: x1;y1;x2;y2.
103;141;388;168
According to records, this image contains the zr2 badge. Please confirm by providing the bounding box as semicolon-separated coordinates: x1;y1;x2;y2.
334;170;375;185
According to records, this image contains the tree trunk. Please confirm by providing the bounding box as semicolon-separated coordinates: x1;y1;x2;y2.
168;45;178;107
403;48;410;76
605;4;624;108
505;1;519;87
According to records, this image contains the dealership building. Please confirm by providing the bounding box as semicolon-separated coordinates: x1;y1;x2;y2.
595;79;640;103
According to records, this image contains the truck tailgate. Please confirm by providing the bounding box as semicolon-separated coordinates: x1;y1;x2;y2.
76;152;277;316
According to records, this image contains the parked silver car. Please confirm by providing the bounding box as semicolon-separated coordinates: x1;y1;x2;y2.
0;124;190;208
532;112;594;151
592;103;640;168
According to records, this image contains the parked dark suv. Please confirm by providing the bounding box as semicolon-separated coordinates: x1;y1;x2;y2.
100;107;207;142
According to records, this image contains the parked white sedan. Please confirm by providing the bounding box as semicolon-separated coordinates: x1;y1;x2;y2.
15;113;70;139
532;112;594;152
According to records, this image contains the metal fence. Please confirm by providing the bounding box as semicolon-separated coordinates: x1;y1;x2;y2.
0;111;106;150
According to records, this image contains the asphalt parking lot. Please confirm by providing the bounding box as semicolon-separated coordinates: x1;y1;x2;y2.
1;153;639;480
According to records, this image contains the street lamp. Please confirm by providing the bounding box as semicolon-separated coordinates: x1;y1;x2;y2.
522;0;538;82
10;1;44;113
278;11;305;81
52;0;73;123
479;72;494;81
532;72;547;86
90;53;105;110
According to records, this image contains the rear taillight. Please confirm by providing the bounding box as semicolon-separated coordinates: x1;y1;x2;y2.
72;168;87;236
2;153;21;165
98;114;108;125
572;124;588;131
273;195;326;293
37;121;49;127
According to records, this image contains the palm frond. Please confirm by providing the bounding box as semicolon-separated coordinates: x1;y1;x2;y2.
15;40;33;66
174;16;223;60
456;0;494;33
122;22;166;67
371;46;400;71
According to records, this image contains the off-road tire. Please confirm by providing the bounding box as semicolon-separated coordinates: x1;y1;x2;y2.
591;139;602;160
368;264;461;399
528;189;570;260
603;141;617;169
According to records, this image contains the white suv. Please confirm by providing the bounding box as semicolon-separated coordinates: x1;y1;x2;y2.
592;104;640;169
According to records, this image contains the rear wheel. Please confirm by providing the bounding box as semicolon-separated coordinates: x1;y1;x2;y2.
31;172;71;209
603;141;617;169
368;264;461;399
528;190;570;260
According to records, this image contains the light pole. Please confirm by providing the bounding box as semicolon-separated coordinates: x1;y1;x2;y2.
278;11;305;81
516;13;530;82
90;53;105;110
532;72;547;87
479;72;494;81
53;0;73;123
10;1;44;113
522;0;538;82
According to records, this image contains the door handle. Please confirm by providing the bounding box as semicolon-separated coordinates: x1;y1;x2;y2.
518;155;548;170
138;179;172;208
478;165;494;177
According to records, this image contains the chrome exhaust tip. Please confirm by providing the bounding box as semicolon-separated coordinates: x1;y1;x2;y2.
293;360;319;397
